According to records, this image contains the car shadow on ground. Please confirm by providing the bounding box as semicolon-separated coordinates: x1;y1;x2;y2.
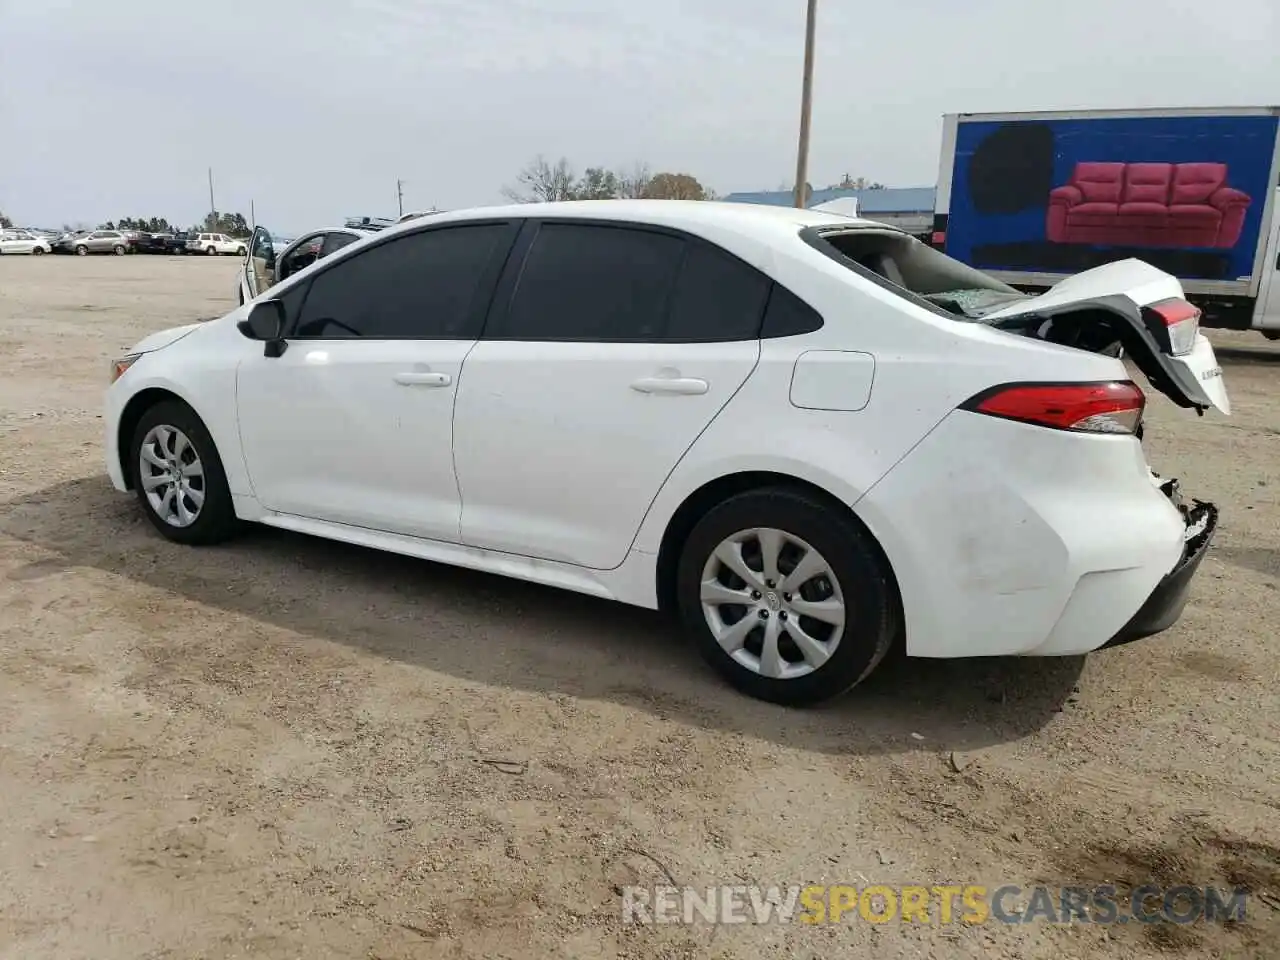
0;477;1084;757
1216;344;1280;365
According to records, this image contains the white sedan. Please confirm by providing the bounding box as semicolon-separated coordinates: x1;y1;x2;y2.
237;225;367;304
103;200;1226;705
0;229;52;254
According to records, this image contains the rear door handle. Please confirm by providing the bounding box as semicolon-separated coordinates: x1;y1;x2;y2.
393;371;452;387
630;376;709;396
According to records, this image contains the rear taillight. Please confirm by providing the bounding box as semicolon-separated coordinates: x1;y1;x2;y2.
1143;297;1199;357
961;381;1145;435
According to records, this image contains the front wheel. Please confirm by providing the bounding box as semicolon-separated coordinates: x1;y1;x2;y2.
32;247;45;256
236;246;246;257
113;244;125;255
75;245;88;256
206;246;216;255
129;400;239;545
676;487;898;706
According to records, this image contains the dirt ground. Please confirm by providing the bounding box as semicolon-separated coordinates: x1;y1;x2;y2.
0;254;1277;959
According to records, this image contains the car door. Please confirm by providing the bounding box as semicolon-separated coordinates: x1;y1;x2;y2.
0;231;18;253
452;219;768;570
235;219;519;540
244;226;279;297
9;231;35;253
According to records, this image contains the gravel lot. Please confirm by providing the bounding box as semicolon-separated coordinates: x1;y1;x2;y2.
1;255;1277;959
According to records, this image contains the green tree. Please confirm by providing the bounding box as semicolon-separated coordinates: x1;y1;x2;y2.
571;167;622;200
197;211;251;237
0;211;12;229
832;174;885;190
643;172;709;201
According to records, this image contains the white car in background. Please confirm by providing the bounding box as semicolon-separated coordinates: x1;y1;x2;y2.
0;229;52;255
237;225;368;304
103;200;1227;705
186;233;247;256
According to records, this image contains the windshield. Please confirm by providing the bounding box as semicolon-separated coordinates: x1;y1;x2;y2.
807;226;1033;321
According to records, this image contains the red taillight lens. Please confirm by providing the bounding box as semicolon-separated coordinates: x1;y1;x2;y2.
962;381;1146;435
1143;297;1199;357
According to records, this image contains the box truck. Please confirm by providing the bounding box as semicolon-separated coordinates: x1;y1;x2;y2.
931;107;1280;338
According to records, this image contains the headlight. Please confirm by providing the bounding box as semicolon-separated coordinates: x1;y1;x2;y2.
110;355;140;383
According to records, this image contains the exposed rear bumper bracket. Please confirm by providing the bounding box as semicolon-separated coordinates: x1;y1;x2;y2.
1103;498;1217;648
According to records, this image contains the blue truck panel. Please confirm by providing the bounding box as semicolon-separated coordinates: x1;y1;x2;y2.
944;113;1280;286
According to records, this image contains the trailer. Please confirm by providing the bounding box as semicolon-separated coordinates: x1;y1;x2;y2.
932;106;1280;337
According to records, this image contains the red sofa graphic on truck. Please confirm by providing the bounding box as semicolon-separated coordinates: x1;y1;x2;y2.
1046;161;1251;249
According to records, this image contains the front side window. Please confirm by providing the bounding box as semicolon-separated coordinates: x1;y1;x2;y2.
320;231;360;257
494;223;684;341
280;235;324;280
290;223;511;339
250;229;274;261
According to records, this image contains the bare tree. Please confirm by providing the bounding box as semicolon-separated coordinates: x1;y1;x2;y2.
0;211;12;229
616;162;653;199
502;156;578;203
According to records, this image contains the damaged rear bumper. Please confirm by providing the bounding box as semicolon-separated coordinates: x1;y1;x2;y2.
1103;484;1217;648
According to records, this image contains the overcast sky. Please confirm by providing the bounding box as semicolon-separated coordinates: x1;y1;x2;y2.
2;0;1277;233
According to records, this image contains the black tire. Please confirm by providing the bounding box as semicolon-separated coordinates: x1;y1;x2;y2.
113;244;125;255
32;247;44;256
236;246;247;257
75;245;88;256
206;246;217;255
676;487;897;706
129;400;239;546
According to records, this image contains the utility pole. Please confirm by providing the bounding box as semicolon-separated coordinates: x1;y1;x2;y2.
793;0;818;209
207;167;216;228
250;199;255;230
396;179;405;218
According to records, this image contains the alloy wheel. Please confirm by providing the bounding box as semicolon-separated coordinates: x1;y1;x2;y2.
138;424;206;528
700;527;846;680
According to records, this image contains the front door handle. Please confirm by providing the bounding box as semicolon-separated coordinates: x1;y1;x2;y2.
630;376;709;396
393;371;452;387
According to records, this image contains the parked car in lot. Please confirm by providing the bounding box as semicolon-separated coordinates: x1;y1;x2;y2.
138;232;193;255
103;200;1227;705
50;230;88;254
238;225;367;303
187;233;247;256
71;229;136;255
0;229;53;254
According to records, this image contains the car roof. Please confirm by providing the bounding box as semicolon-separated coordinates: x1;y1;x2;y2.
288;227;372;240
374;199;893;243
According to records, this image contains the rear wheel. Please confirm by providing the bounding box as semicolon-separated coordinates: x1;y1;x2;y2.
206;246;216;255
113;244;125;255
676;487;897;705
129;400;239;545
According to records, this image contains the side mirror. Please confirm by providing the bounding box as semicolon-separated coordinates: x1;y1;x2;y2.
236;299;289;357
